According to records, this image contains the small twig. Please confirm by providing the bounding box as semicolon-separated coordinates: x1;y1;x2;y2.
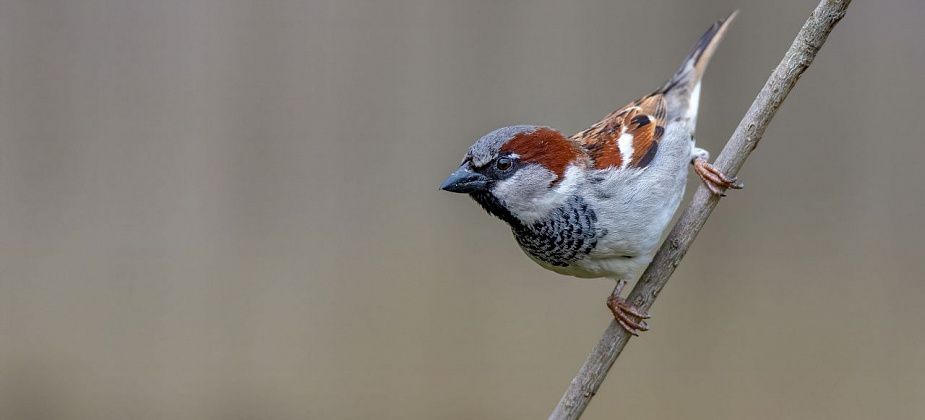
549;1;851;418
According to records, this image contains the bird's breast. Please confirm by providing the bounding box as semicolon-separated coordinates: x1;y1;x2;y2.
511;196;602;268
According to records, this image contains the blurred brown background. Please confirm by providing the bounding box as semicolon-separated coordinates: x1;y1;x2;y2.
0;0;923;419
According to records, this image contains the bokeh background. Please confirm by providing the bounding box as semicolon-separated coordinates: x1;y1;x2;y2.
1;0;923;419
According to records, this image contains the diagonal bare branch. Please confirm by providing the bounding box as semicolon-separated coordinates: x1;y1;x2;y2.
550;1;852;418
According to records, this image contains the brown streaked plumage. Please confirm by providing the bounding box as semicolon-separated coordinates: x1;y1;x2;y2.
571;93;668;171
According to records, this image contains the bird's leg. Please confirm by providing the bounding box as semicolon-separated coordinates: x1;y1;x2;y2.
691;147;743;196
607;279;650;336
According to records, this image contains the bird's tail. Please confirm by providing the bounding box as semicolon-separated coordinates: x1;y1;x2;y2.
662;10;737;120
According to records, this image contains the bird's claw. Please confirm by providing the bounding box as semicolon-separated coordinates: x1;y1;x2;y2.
693;157;743;196
607;280;650;336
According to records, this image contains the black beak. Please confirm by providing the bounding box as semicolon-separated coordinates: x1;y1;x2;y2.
440;165;489;193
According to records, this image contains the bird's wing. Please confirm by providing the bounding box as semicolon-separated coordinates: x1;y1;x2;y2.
571;92;668;170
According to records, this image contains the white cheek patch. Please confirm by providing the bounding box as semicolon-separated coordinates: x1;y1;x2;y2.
491;165;582;225
552;165;582;196
617;133;634;170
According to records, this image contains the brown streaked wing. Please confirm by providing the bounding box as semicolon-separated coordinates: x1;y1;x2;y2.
571;92;667;170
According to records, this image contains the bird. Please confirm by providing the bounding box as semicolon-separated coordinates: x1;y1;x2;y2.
440;12;741;334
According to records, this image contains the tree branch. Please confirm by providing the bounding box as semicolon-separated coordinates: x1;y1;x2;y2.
550;1;851;418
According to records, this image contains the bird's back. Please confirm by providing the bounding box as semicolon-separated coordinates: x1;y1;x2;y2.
556;12;738;280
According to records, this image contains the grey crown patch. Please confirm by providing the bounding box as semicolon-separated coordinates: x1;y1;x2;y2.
467;125;539;167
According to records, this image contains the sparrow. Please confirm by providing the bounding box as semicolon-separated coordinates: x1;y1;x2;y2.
440;12;741;334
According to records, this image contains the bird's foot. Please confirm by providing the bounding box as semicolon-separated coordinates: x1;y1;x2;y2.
607;280;650;336
693;157;743;196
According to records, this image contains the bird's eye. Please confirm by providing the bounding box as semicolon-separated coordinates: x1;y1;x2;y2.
495;157;512;171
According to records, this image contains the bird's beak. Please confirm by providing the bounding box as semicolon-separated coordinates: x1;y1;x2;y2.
440;164;489;193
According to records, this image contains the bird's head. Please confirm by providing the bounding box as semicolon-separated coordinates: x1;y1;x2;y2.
440;125;583;226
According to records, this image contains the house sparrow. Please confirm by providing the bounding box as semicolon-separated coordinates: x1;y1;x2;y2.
440;12;740;334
